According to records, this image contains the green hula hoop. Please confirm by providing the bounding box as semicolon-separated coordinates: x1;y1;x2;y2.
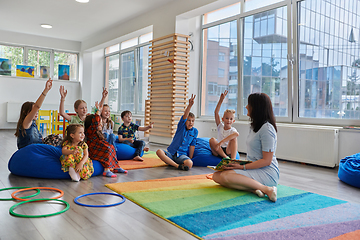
0;187;41;201
9;198;70;218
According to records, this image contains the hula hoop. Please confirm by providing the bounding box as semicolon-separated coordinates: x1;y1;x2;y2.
11;187;64;201
0;187;40;201
74;192;125;207
9;198;70;218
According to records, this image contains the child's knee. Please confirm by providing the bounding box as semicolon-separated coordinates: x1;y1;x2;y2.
156;149;163;156
184;159;193;168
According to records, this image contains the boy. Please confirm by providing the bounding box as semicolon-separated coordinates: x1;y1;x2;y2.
209;90;239;160
118;110;153;161
156;94;198;171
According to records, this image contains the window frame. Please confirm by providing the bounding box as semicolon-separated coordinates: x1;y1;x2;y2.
0;43;79;81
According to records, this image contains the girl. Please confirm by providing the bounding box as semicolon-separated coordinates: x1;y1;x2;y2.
59;86;108;125
212;93;279;202
60;124;94;181
101;104;116;147
15;78;62;149
84;102;127;177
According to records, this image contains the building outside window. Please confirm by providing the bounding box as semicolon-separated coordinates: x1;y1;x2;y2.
201;0;360;125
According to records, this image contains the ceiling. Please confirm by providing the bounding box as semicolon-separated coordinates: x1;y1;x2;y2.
0;0;175;42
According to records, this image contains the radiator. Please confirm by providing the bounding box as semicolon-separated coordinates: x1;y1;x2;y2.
195;120;341;168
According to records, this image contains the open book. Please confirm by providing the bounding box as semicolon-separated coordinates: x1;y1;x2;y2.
207;158;252;171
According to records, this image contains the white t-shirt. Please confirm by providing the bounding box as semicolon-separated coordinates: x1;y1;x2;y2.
217;122;238;148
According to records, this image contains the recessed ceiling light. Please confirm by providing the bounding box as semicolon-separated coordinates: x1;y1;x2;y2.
41;24;52;29
76;0;89;3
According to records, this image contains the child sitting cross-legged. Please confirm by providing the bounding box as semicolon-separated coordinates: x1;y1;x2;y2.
156;94;198;171
60;124;94;181
117;110;153;161
209;90;239;160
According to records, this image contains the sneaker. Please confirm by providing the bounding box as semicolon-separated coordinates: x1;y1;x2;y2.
178;164;189;171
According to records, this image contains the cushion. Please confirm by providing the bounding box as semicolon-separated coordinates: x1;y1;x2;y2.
114;136;144;160
338;153;360;188
192;138;240;167
8;144;103;179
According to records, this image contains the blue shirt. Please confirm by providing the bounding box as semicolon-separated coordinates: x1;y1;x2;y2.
17;120;43;149
118;122;139;140
246;122;279;176
167;115;198;156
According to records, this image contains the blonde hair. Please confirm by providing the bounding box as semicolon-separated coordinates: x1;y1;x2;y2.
223;109;236;116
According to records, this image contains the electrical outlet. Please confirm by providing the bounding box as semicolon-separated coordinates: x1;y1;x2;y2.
211;127;217;132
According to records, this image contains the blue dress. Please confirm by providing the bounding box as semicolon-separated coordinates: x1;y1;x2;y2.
17;120;43;149
234;122;279;187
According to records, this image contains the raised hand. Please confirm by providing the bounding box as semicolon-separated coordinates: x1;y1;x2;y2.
59;85;67;99
188;94;196;106
44;78;53;93
149;122;154;129
102;87;108;98
219;90;228;102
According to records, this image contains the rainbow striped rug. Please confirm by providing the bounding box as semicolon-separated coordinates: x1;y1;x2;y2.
118;151;167;170
106;174;360;239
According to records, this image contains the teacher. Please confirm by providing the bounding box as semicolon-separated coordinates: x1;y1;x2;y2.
212;93;279;202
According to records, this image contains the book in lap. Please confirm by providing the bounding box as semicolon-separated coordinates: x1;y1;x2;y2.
207;158;252;171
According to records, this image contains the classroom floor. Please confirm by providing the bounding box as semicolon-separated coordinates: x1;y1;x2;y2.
0;129;359;239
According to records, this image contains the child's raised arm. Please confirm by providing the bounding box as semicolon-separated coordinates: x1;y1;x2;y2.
99;87;108;107
59;86;72;121
183;94;196;119
214;90;228;126
94;101;102;115
23;78;53;129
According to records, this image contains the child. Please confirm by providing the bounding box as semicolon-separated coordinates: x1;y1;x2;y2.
60;124;94;181
101;104;116;147
85;102;127;177
15;78;62;149
209;90;239;160
59;86;108;125
156;94;198;171
117;110;153;161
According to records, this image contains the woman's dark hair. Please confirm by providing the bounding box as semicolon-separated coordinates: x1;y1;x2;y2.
84;114;104;140
15;101;35;137
247;93;277;133
62;124;84;146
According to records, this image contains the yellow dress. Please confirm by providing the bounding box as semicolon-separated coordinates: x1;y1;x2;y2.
60;141;94;180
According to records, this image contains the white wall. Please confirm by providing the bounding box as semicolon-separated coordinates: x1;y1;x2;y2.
0;76;81;128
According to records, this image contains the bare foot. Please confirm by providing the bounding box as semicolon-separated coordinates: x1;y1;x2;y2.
133;156;144;161
144;147;149;152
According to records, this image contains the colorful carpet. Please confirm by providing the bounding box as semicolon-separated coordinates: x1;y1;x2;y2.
118;151;167;170
106;174;360;240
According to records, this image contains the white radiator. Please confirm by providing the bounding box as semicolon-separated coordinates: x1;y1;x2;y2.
195;120;341;168
275;124;341;167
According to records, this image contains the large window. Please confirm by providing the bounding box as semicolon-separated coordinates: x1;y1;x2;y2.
201;0;360;125
243;6;288;117
0;44;79;80
298;0;360;120
104;33;152;114
202;20;238;116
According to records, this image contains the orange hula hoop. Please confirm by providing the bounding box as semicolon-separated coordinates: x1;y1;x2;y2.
11;187;64;201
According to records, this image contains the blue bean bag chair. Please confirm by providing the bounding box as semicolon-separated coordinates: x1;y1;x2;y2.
8;144;103;179
192;138;240;167
338;153;360;188
114;136;144;160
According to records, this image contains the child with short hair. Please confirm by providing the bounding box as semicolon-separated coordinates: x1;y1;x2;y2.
100;104;116;147
85;102;127;177
209;90;239;160
156;94;198;171
59;86;108;125
15;78;62;149
60;124;94;181
117;110;153;161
